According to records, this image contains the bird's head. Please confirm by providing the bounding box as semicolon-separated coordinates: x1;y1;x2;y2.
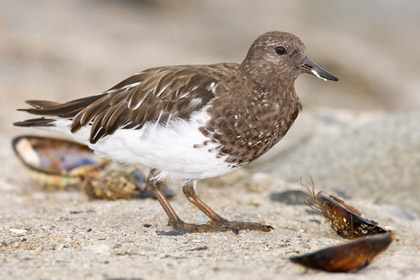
241;31;338;88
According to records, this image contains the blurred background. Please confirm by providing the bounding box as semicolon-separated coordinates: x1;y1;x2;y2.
2;0;420;212
2;3;420;278
2;0;420;116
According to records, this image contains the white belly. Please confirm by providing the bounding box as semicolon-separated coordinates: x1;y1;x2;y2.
50;108;236;180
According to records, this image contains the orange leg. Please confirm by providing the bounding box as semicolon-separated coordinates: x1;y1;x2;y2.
148;169;273;233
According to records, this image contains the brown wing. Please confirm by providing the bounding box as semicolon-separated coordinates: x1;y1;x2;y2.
18;66;228;144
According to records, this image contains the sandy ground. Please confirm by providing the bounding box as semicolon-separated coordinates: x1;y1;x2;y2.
0;168;418;280
1;1;420;279
1;137;420;280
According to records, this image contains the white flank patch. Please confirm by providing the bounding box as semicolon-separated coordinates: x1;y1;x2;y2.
311;69;327;82
42;106;235;181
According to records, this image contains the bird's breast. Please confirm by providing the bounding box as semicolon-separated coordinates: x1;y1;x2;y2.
200;89;301;167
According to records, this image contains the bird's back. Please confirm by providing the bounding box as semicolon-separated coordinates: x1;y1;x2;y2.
14;63;244;142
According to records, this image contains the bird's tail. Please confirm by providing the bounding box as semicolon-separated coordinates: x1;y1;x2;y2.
13;95;105;128
13;116;57;128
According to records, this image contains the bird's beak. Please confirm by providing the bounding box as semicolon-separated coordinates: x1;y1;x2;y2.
300;57;339;81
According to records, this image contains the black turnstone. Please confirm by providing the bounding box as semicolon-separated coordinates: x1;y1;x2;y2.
14;31;338;233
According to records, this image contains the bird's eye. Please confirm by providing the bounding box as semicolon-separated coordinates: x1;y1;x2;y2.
275;46;287;55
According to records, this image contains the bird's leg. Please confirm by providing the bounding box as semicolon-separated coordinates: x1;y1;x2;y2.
147;169;182;226
148;169;215;233
182;181;274;233
182;181;227;223
147;170;273;233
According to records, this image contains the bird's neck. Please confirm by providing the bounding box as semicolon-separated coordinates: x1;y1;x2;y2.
240;61;296;95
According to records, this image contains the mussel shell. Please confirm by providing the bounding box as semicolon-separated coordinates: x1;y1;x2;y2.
12;135;108;188
290;232;395;272
311;191;387;238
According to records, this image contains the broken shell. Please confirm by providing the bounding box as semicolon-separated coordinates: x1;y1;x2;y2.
303;183;388;238
290;232;395;272
83;169;138;200
313;191;387;238
12;135;108;189
83;169;176;200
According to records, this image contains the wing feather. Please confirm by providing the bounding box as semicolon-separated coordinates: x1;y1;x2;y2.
17;65;232;143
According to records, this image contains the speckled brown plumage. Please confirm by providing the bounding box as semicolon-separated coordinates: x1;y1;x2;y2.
15;31;339;233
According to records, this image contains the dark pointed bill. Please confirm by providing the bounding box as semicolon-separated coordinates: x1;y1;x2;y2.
300;57;339;82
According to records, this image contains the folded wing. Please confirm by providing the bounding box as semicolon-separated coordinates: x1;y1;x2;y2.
15;66;226;144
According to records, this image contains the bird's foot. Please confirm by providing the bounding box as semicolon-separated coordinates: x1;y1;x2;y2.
169;219;274;234
214;220;274;234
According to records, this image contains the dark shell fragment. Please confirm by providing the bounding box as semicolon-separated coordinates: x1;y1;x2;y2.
290;232;395;272
308;189;388;239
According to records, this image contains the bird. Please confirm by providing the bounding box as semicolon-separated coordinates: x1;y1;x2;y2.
14;31;338;233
